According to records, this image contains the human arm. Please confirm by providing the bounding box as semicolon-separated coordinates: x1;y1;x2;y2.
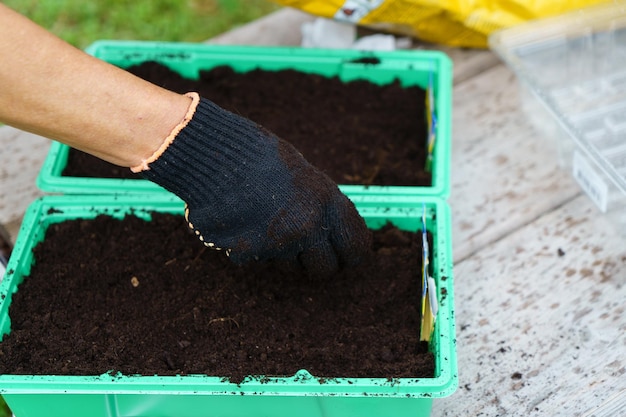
0;4;372;276
0;3;190;167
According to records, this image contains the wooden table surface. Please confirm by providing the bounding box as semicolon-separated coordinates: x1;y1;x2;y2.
1;8;624;417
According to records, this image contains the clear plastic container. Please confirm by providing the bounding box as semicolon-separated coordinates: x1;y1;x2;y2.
489;1;626;233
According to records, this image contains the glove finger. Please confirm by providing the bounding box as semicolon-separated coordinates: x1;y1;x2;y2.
328;197;372;268
299;239;339;278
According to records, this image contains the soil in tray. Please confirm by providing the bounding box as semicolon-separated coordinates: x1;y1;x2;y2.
62;62;430;186
0;213;435;383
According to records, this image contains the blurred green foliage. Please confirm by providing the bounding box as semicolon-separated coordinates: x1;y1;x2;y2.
4;0;281;49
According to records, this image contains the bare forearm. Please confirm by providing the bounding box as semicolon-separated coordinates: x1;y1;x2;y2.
0;4;190;167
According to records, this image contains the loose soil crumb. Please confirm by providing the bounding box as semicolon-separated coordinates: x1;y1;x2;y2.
62;62;430;186
0;213;434;383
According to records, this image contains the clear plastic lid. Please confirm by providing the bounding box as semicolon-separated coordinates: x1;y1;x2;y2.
489;1;626;194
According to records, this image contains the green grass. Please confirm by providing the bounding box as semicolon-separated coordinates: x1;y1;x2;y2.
4;0;281;49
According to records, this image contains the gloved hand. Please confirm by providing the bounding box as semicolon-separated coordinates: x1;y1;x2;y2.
133;92;372;277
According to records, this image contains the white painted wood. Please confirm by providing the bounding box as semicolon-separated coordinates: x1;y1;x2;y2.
206;8;315;46
0;126;48;229
420;45;501;85
449;63;583;262
433;194;626;416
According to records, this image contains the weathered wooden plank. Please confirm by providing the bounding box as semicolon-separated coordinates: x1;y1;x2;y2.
433;194;626;416
207;7;315;47
449;63;583;262
0;126;48;241
432;46;500;85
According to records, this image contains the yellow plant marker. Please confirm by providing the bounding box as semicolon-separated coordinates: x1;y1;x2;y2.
420;204;438;342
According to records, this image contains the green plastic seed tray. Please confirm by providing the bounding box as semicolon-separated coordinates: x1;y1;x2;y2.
36;41;453;199
0;194;457;417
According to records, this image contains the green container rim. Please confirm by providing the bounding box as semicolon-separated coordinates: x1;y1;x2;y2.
36;41;452;199
0;194;457;398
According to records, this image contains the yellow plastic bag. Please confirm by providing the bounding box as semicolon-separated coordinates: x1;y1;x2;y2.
274;0;611;48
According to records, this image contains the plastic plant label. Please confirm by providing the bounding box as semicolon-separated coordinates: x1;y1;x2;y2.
420;204;438;342
572;150;609;212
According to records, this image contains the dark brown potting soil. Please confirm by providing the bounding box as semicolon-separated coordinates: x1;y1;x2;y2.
62;62;430;186
0;213;434;383
65;147;139;179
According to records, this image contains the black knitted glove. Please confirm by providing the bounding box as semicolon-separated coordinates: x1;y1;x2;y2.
133;93;372;277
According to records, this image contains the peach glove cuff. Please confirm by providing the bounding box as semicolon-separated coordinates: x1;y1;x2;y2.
130;92;200;173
